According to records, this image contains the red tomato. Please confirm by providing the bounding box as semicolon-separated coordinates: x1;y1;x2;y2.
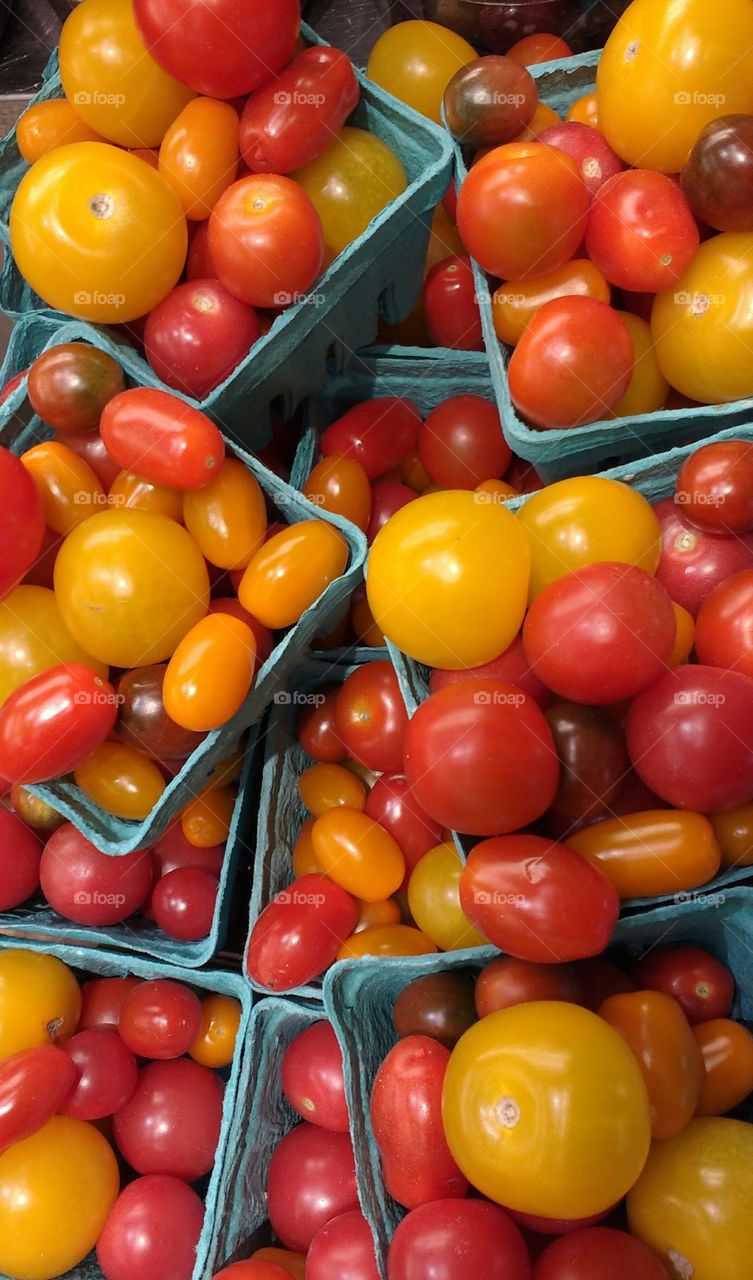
507;33;573;64
418;395;511;488
0;447;45;600
186;221;216;281
626;664;753;811
267;1123;358;1252
0;664;118;785
133;0;300;97
653;496;753;616
97;1174;204;1280
56;429;121;490
151;826;224;881
364;773;442;889
151;867;219;940
586;170;700;292
367;482;415;544
532;1226;670;1279
574;958;637;1011
388;1200;531;1280
113;1058;224;1181
423;256;484;350
245;875;359;991
0;1045;79;1153
537;122;623;199
371;1036;468;1209
430;635;552;709
40;823;152;925
297;687;345;763
144;279;261;399
62;1029;138;1121
0;809;41;910
695;569;753;677
675;440;753;532
208;175;324;309
509;1208;612;1237
457;143;589;279
306;1210;380;1280
403;680;559;836
508;297;634;429
475;956;584;1018
632;946;734;1025
281;1022;348;1133
334;662;408;773
522;563;675;704
79;978;140;1030
320;399;422;479
100;388;225;490
119;981;202;1060
240;47;359;174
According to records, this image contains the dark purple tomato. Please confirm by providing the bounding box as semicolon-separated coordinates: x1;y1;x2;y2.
62;1029;138;1120
116;664;204;761
681;114;753;231
392;972;478;1049
544;703;630;834
27;342;125;434
113;1058;224;1182
97;1174;205;1280
443;57;536;147
144;279;261;400
281;1021;349;1133
266;1122;359;1253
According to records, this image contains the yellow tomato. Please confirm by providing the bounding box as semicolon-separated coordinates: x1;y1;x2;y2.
597;0;753;172
492;261;611;346
0;1117;119;1280
294;127;407;260
513;101;561;141
182;785;236;847
16;99;105;164
59;0;194;147
183;459;267;570
21;441;106;535
292;816;325;876
54;510;209;668
366;21;476;124
0;585;107;708
298;763;367;816
567;810;721;899
670;601;695;667
10;143;187;323
566;92;599;127
651;233;753;403
189;993;241;1069
442;1002;651;1219
163;614;256;731
408;842;486;951
74;742;166;820
610;312;669;417
238;520;349;629
337;923;438;960
366;489;530;668
0;950;81;1058
517;475;662;599
109;470;184;521
628;1117;753;1280
160;97;239;219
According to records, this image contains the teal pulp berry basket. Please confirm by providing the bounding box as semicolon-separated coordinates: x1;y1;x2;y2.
324;885;753;1275
0;936;253;1280
0;315;366;855
0;26;454;448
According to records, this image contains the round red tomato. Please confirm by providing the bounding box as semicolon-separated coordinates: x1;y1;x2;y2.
653;496;753;616
281;1022;348;1133
695;569;753;677
403;679;559;836
537;121;624;199
62;1029;138;1122
418;395;511;488
586;170;700;292
266;1123;358;1253
100;387;225;490
151;867;219;941
366;482;416;544
334;662;409;773
475;956;585;1018
532;1226;670;1279
632;945;734;1025
0;809;41;911
40;824;152;925
245;875;358;991
320;399;422;479
78;977;140;1031
363;774;442;887
144;279;261;399
297;687;345;763
423;255;484;350
119;980;202;1060
388;1200;531;1280
675;440;753;532
430;635;552;709
0;447;45;601
0;664;118;785
306;1210;380;1280
113;1058;223;1182
96;1174;204;1280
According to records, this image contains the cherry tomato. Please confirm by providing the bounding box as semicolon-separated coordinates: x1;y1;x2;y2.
159;97;239;219
74;741;166;819
298;763;366;816
444;56;536;147
575;958;636;1011
0;951;81;1058
101;388;225;491
654;496;753;617
586;171;699;292
306;1210;380;1280
151;867;218;940
21;440;106;537
246;875;358;990
97;1174;204;1280
239;520;348;629
710;802;753;868
57;429;120;490
145;280;261;400
0;663;118;785
544;702;629;831
393;973;477;1050
364;774;442;890
113;1057;223;1180
78;977;139;1031
0;1045;79;1153
366;21;476;124
28;342;125;434
40;822;152;923
162;613;256;732
533;1226;671;1280
475;956;584;1018
632;946;735;1025
430;634;552;708
507;32;573;63
116;664;203;761
0;808;41;910
119;980;201;1060
303;457;372;532
355;898;401;932
321;398;422;479
334;662;408;774
694;1019;753;1115
418;395;510;489
423;255;484;350
443;1002;651;1219
297;687;345;762
676;441;753;533
62;1029;138;1121
0;585;108;709
389;1200;530;1280
567;92;599;127
281;1022;348;1133
682;114;753;232
9;784;63;835
695;569;753;677
185;457;266;568
108;470;183;520
567;810;721;899
336;925;438;960
294;127;406;260
16;99;105;164
267;1123;358;1252
188;993;240;1069
610;311;669;417
181;786;236;846
408;842;486;951
213;1263;294;1280
312;808;405;901
492;260;611;346
537;121;623;200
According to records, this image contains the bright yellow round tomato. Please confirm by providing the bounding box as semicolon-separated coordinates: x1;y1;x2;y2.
628;1117;753;1280
183;459;267;570
651;233;753;403
159;97;239;219
74;741;166;819
442;1001;651;1219
54;509;209;668
21;441;106;535
408;842;486;951
366;489;531;668
163;614;257;732
298;762;367;817
312;807;405;902
59;0;194;147
610;312;669;418
10;143;188;323
189;993;241;1069
0;1116;119;1280
366;20;476;124
109;470;184;521
517;476;662;599
294;128;407;261
0;950;81;1058
0;585;107;708
238;520;349;630
597;0;753;172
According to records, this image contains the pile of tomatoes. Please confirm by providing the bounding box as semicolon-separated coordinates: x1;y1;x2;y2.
0;950;240;1280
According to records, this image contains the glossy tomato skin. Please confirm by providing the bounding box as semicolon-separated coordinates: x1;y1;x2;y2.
364;774;442;889
423;255;484;350
682;114;753;232
460;834;619;961
113;1058;224;1181
267;1123;358;1253
694;1018;753;1115
366;20;475;125
96;1174;204;1280
388;1200;531;1280
586;171;700;292
40;824;152;924
100;388;224;490
653;496;753;616
695;569;753;676
626;665;753;811
78;977;139;1031
306;1210;380;1280
403;680;559;836
393;973;477;1049
241;48;359;174
676;441;753;533
294;126;406;260
444;57;536;148
367;482;415;544
475;956;584;1018
116;664;204;761
159;97;239;220
246;875;358;991
0;447;45;601
537;121;623;199
281;1022;348;1133
567;811;721;899
0;809;41;911
371;1036;468;1209
297;687;345;762
492;260;611;347
151;867;218;941
0;1045;79;1154
62;1029;138;1121
532;1226;671;1280
144;279;260;399
632;946;734;1025
28;342;124;434
544;703;629;831
334;662;408;773
239;520;348;629
321;399;422;479
430;635;552;709
133;0;300;98
418;394;510;488
0;663;118;785
119;980;201;1060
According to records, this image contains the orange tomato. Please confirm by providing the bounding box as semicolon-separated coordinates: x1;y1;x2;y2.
514;101;561;141
249;1248;306;1280
0;949;82;1058
354;897;402;932
492;260;611;346
74;742;166;819
238;520;349;628
337;923;438;960
312;807;405;901
401;447;431;491
109;470;183;521
189;993;241;1068
351;587;385;647
200;745;245;792
16;100;105;164
292;816;325;877
163;614;256;731
159;97;239;219
567;92;599;128
710;804;753;868
670;601;695;667
507;33;573;65
567;810;721;898
183;459;266;571
302;457;372;532
694;1019;753;1115
21;442;106;534
298;763;367;816
182;785;236;846
475;479;519;501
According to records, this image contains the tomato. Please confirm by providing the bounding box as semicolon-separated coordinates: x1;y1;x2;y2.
518;476;662;599
388;1200;531;1280
208;174;323;309
22;440;106;535
430;634;552;708
61;1028;136;1123
0;663;118;785
302;457;372;533
57;429;121;490
627;665;753;811
96;1174;203;1280
366;21;476;124
682;115;753;232
393;973;477;1049
514;100;562;141
656;498;753;619
632;946;734;1025
113;1058;223;1181
532;1227;671;1280
181;786;236;846
507;32;573;63
10;785;63;835
101;389;225;491
460;834;619;961
246;875;358;990
610;311;669;417
40;823;152;923
366;483;415;545
10;142;187;322
676;441;753;533
0;808;41;910
627;1116;753;1280
187;993;240;1070
240;47;359;174
0;1115;119;1280
492;260;610;347
423;254;484;350
298;764;365;817
334;662;407;774
307;1210;380;1280
364;774;442;888
537;121;623;200
457;143;589;279
151;825;223;880
267;1123;358;1252
567;810;720;899
693;1019;753;1115
321;399;422;479
144;280;260;400
78;977;139;1031
0;585;107;709
586;171;699;292
119;980;201;1061
418;395;510;489
444;57;536;147
443;1002;651;1218
185;457;266;567
597;0;753;172
116;664;203;761
108;471;181;520
162;613;255;731
239;520;349;629
695;569;753;677
367;491;531;667
133;0;299;98
294;127;406;261
28;342;124;434
475;957;584;1018
297;688;345;762
74;741;166;819
408;842;486;952
337;925;438;960
710;803;753;868
403;680;558;836
567;92;598;127
247;1253;304;1280
16;99;105;163
544;703;629;832
159;97;239;219
0;1045;78;1153
151;867;218;940
281;1022;348;1133
312;808;405;901
0;951;81;1059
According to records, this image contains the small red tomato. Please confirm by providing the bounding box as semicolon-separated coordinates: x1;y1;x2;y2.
0;664;118;785
119;980;202;1060
537;122;623;199
0;808;41;910
0;446;45;601
320;399;422;480
423;256;484;350
113;1058;224;1182
675;440;753;533
418;395;511;489
151;867;219;940
62;1029;138;1121
100;388;225;491
0;1045;79;1153
632;946;735;1025
297;687;345;763
281;1022;348;1133
97;1174;205;1280
144;279;261;400
306;1210;380;1280
586;170;700;292
430;635;552;709
363;773;442;888
653;495;753;616
334;661;409;774
475;956;584;1018
267;1123;358;1253
366;482;416;544
388;1200;531;1280
695;569;753;677
246;875;358;991
40;824;152;925
78;977;141;1031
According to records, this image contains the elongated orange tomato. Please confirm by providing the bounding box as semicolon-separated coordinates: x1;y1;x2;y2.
74;742;166;819
694;1019;753;1115
298;763;366;816
16;100;105;164
302;457;372;532
312;807;404;902
238;520;349;628
337;924;438;960
159;97;239;219
567;810;721;899
163;614;256;732
21;442;106;534
492;260;611;346
109;470;183;521
183;459;266;570
181;785;236;847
